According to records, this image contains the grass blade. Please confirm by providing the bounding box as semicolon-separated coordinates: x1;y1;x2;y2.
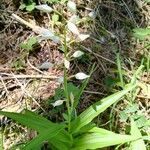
0;131;3;150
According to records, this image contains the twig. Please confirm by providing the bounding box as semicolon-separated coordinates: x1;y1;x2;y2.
27;58;45;75
81;45;116;64
11;13;48;36
12;74;46;112
0;73;59;80
81;45;130;71
84;90;106;96
0;76;9;95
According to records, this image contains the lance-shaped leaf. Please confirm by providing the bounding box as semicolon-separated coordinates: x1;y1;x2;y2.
70;84;136;133
0;110;56;132
130;119;146;150
22;125;64;150
0;110;71;143
72;129;138;150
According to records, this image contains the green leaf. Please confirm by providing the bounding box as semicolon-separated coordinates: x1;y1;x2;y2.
125;104;139;113
70;84;136;134
0;131;3;150
135;115;147;128
146;120;150;126
0;110;58;133
119;111;128;122
20;37;37;51
72;131;138;150
88;127;120;135
20;43;32;50
50;138;71;150
44;0;60;3
27;37;37;46
133;28;150;40
19;3;26;10
26;3;36;11
0;110;71;149
142;136;150;141
67;82;80;98
54;82;80;101
22;125;64;150
130;119;146;150
52;14;59;22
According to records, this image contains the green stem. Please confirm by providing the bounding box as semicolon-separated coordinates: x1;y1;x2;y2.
116;52;124;88
63;30;71;132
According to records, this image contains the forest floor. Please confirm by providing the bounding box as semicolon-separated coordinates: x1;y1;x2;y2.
0;0;150;149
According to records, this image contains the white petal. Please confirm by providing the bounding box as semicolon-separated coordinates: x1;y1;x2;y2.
38;62;54;70
64;59;70;69
72;50;84;58
51;100;65;107
35;4;53;13
75;72;90;80
88;11;96;19
67;21;80;35
40;28;54;37
57;76;64;83
69;15;79;24
38;28;60;43
67;1;76;13
78;34;90;41
50;35;60;44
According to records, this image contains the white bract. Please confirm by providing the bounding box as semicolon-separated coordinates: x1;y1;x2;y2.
78;34;90;41
69;15;79;24
38;28;60;43
51;100;65;107
50;35;60;43
88;11;96;19
67;1;76;13
35;4;53;13
75;72;90;80
39;28;54;37
67;21;80;35
64;59;70;69
57;76;64;83
38;62;54;70
72;50;84;58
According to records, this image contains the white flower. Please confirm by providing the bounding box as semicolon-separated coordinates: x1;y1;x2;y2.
51;100;65;107
64;59;70;69
69;15;79;24
67;21;80;35
72;50;84;58
67;1;76;13
88;11;96;19
78;34;90;41
75;72;90;80
35;4;53;13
